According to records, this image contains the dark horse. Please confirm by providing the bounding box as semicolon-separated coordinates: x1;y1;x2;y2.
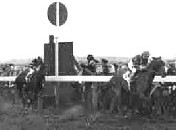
26;63;47;108
15;70;28;102
99;67;129;113
129;57;166;115
15;63;47;109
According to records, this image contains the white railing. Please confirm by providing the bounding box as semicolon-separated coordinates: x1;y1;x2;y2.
0;76;176;82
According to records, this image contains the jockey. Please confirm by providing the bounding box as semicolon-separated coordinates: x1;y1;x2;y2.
25;64;35;81
140;51;152;70
128;54;141;79
87;54;99;74
32;58;38;66
37;56;43;65
121;64;131;89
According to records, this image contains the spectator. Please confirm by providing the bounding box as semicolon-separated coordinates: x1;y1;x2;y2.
102;59;109;75
84;54;98;112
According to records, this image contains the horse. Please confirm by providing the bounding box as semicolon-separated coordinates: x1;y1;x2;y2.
98;65;129;113
15;70;28;104
15;63;47;109
25;63;47;109
129;57;166;115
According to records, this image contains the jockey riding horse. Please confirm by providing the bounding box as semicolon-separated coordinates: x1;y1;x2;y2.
98;64;129;113
103;52;166;115
129;56;166;115
15;58;47;109
26;63;47;108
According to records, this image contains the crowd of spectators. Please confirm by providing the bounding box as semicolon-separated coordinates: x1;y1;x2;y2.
0;57;44;77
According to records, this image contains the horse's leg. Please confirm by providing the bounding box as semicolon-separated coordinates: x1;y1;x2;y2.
131;94;136;116
29;90;35;109
104;88;111;112
129;82;137;116
154;96;161;116
130;93;135;116
128;91;134;110
104;91;108;111
97;88;102;111
110;87;121;114
21;87;27;108
26;90;33;109
23;93;28;109
92;83;98;112
109;93;117;113
100;89;107;112
22;96;25;108
131;94;142;116
129;92;136;116
18;88;23;103
122;90;130;114
97;84;104;111
129;92;134;112
33;91;39;110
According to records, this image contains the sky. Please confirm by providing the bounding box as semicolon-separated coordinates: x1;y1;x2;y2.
0;0;176;61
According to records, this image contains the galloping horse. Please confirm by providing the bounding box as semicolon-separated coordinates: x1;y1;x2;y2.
101;58;166;115
26;63;47;108
15;63;47;109
15;71;28;100
99;65;129;113
130;57;166;115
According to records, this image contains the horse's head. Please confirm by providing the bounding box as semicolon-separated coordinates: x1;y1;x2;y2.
148;57;166;77
37;63;48;76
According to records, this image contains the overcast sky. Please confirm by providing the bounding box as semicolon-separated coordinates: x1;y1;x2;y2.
0;0;176;61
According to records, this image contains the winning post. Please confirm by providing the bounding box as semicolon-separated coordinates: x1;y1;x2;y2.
47;2;68;107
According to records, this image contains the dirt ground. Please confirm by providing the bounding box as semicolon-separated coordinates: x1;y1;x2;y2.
1;87;176;130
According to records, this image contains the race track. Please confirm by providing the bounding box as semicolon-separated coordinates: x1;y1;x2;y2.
0;84;176;130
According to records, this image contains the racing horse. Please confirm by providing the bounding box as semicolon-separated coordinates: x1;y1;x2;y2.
25;63;47;109
98;65;129;113
15;70;28;106
129;57;166;115
15;63;47;109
